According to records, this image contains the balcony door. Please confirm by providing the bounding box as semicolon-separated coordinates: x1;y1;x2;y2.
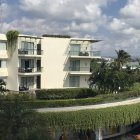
69;76;80;87
21;59;34;68
70;44;80;55
70;60;80;71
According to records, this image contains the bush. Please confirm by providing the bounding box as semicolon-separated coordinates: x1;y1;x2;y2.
0;93;33;101
36;88;97;100
24;97;103;108
98;90;140;102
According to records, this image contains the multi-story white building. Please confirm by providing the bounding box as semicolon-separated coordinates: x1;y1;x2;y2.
0;33;101;91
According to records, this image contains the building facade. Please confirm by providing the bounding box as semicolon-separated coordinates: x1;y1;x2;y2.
0;33;100;91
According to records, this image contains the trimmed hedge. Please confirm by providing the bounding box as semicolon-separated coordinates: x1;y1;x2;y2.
36;88;97;100
98;90;140;103
24;97;102;108
39;103;140;130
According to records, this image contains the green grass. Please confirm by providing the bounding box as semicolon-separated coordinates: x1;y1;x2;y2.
129;83;140;91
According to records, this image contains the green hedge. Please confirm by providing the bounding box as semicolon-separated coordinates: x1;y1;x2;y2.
36;88;97;100
98;90;140;103
0;92;33;101
24;97;102;108
39;103;140;130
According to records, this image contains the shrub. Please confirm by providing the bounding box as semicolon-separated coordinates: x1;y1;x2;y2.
24;97;103;108
36;88;97;100
0;93;33;101
98;90;140;103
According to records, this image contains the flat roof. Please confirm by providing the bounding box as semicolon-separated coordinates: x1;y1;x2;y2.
70;38;102;43
19;34;42;39
42;34;71;38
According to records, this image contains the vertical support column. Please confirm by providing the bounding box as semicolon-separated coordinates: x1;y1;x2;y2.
95;128;102;140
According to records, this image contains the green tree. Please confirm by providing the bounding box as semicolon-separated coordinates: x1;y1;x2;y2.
89;51;135;93
115;49;131;70
0;95;42;140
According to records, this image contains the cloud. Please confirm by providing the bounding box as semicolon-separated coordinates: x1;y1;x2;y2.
0;2;11;19
1;0;140;57
120;0;140;18
18;0;113;36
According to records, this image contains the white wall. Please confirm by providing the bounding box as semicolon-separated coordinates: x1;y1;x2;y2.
7;42;19;91
80;75;90;88
41;37;70;89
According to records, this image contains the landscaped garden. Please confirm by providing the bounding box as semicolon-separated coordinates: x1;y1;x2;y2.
0;50;140;139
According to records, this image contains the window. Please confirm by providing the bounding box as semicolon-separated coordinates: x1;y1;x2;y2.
69;76;80;87
0;42;6;50
0;60;7;68
70;60;80;71
21;41;34;54
70;44;80;55
21;77;34;89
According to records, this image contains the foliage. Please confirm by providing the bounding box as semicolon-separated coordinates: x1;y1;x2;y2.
6;30;19;57
0;95;43;140
0;92;34;101
98;90;140;102
0;79;6;92
40;103;140;130
23;97;103;108
89;50;135;93
36;88;97;100
115;49;131;70
25;90;140;108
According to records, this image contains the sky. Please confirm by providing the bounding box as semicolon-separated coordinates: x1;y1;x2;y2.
0;0;140;57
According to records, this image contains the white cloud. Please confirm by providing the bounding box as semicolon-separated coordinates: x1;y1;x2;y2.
0;3;11;19
110;18;127;31
120;0;140;18
2;0;140;57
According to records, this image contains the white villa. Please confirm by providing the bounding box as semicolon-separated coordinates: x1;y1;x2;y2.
0;33;101;91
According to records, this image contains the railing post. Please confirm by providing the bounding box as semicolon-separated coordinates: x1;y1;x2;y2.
95;128;102;140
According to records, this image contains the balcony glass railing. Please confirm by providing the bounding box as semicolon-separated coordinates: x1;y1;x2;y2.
18;67;43;73
69;51;100;57
18;49;43;55
69;67;90;72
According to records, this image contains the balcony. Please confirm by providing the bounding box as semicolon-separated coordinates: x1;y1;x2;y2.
69;51;101;58
18;67;42;75
18;49;43;57
69;66;92;75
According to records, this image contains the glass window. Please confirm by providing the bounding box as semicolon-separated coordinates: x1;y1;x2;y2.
0;42;6;50
21;77;34;89
70;44;80;55
21;41;34;54
70;60;80;71
69;76;80;87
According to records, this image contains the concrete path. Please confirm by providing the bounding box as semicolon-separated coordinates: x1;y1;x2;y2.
37;97;140;113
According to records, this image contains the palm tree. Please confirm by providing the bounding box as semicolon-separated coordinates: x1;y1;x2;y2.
115;49;131;70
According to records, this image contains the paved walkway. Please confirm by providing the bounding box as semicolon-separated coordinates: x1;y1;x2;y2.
37;97;140;113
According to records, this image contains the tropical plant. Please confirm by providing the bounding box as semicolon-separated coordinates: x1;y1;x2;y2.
6;30;19;57
89;56;135;93
115;50;131;70
0;95;41;140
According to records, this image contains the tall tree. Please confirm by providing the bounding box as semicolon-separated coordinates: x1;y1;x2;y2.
115;49;131;70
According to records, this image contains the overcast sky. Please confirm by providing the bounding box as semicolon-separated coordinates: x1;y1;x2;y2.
0;0;140;57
